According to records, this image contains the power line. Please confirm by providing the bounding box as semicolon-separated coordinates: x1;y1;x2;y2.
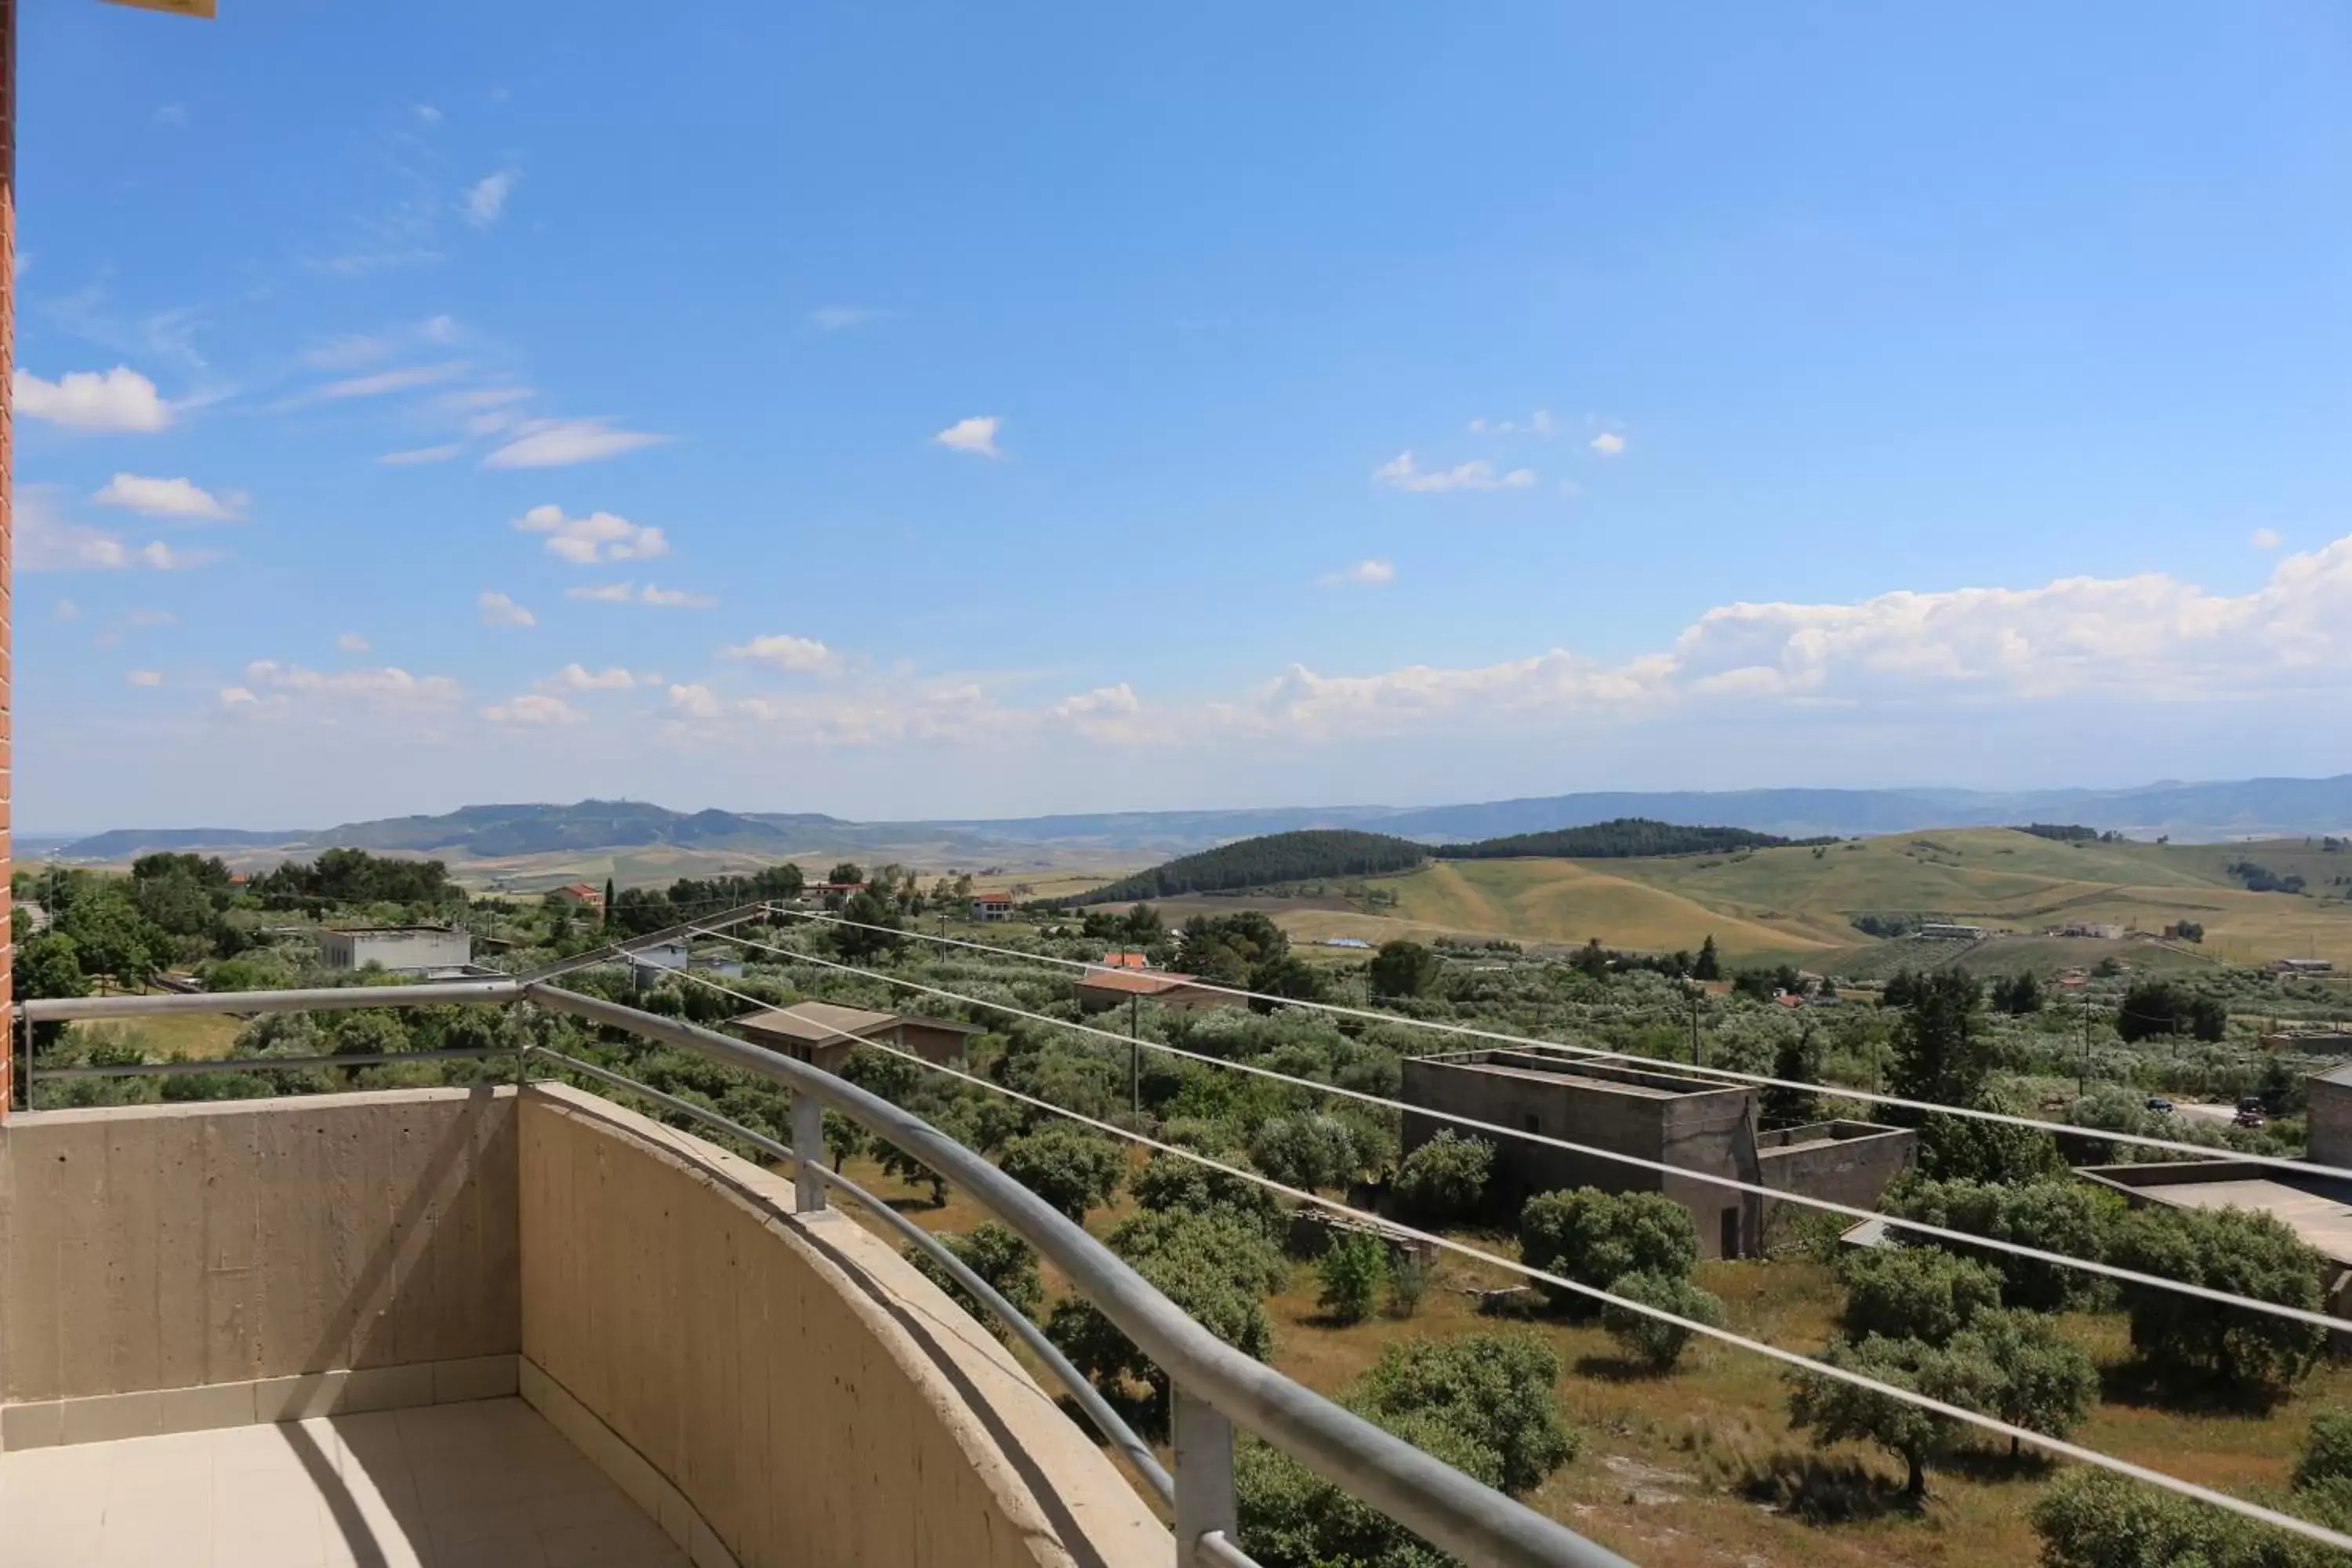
766;909;2352;1186
684;923;2352;1338
639;959;2352;1559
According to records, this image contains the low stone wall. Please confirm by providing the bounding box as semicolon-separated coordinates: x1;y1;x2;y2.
518;1083;1167;1568
0;1086;521;1425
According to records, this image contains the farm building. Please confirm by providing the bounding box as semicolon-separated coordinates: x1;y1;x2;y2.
969;891;1016;922
2275;957;2336;977
1399;1050;1916;1259
731;1002;982;1074
547;881;604;912
318;926;474;975
1070;967;1232;1014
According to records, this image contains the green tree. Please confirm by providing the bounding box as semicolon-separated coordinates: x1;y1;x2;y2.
1315;1232;1387;1325
1889;968;1993;1109
831;888;905;960
2296;1409;2352;1493
1693;935;1721;981
1838;1245;2002;1347
1045;1210;1283;1406
2030;1468;2322;1568
2108;1204;2327;1397
1367;939;1442;1000
58;887;167;993
1391;1131;1494;1225
2117;979;2228;1044
1991;970;2045;1015
827;862;864;887
1352;1334;1580;1494
998;1125;1125;1221
1880;1175;2116;1311
822;1110;867;1172
1952;1308;2100;1456
602;877;615;931
1601;1270;1726;1373
1762;1025;1823;1127
1517;1188;1700;1308
1247;1112;1359;1192
1129;1149;1283;1239
906;1222;1043;1338
1914;1110;2065;1185
1788;1334;2001;1499
16;931;89;1051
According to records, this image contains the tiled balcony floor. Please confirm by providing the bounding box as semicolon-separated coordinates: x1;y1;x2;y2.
0;1397;686;1567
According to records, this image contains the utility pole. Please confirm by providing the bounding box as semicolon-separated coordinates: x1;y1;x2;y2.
1128;993;1141;1113
1688;985;1702;1068
2080;989;2092;1098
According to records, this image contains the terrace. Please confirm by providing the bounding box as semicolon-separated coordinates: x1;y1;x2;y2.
0;949;1628;1568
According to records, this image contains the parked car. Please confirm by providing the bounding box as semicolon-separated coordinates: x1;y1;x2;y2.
2146;1096;2174;1114
2235;1108;2267;1130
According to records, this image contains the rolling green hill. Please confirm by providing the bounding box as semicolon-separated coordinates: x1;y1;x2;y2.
1063;829;1427;905
1435;817;1824;859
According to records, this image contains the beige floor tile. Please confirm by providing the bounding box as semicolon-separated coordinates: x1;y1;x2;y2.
430;1530;550;1568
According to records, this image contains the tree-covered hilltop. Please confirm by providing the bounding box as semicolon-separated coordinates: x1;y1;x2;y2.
1436;817;1826;860
1064;830;1428;905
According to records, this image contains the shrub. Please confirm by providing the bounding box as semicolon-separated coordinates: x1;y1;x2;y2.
1367;939;1443;1000
1129;1149;1285;1239
2296;1410;2352;1492
2108;1205;2327;1397
1880;1175;2118;1311
906;1222;1042;1338
1385;1253;1430;1319
1248;1112;1361;1192
1518;1188;1700;1308
1838;1245;2003;1347
2029;1468;2325;1568
1391;1131;1494;1225
1315;1232;1387;1325
1950;1308;2100;1453
1600;1271;1725;1372
998;1125;1125;1221
1788;1334;2001;1499
1349;1334;1580;1494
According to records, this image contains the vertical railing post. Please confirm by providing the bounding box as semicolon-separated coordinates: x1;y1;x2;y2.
1173;1384;1236;1566
792;1090;826;1213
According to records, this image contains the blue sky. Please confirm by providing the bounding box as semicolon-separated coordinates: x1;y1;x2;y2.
14;1;2352;831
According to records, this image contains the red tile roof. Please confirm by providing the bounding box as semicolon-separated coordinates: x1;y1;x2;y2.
1074;969;1197;996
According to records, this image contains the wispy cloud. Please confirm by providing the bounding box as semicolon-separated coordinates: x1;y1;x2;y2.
933;416;1003;458
2251;528;2284;550
483;418;671;469
538;664;648;693
413;104;443;125
16;488;216;572
1372;452;1534;493
809;305;886;332
463;170;517;228
1588;431;1627;456
376;444;466;466
564;581;717;608
127;670;165;688
317;361;469;400
514;505;668;565
93;474;245;521
1468;410;1554;437
1318;557;1396;587
14;366;172;432
477;590;537;628
337;633;372;653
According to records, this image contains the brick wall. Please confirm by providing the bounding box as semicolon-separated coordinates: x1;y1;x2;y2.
1;0;16;1120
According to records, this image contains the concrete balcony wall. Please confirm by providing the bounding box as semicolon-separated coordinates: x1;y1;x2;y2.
0;1086;520;1420
518;1084;1167;1568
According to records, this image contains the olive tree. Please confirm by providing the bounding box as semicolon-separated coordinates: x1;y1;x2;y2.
2108;1204;2327;1398
1517;1188;1699;1308
997;1125;1125;1221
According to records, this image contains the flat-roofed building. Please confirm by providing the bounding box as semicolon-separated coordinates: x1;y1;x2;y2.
318;925;474;975
733;1000;983;1073
1400;1049;1916;1258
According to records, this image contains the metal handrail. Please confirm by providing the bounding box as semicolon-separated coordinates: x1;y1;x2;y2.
523;1042;1177;1508
29;1045;516;1080
20;978;523;1022
525;981;1633;1568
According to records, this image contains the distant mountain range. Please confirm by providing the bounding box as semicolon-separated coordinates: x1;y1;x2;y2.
45;774;2352;866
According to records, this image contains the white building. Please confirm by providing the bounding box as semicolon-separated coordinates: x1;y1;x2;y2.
318;927;474;975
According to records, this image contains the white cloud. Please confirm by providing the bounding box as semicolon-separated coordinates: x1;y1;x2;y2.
724;633;838;673
933;416;1003;458
1318;558;1396;587
483;693;583;726
2251;528;2284;550
414;104;443;125
539;664;642;692
377;444;466;466
317;361;468;400
464;170;517;228
1468;410;1554;437
54;599;82;620
16;489;216;572
239;659;462;710
1589;431;1627;456
667;683;727;720
1372;452;1535;493
637;583;717;608
337;633;372;653
564;583;637;603
126;670;164;688
440;384;532;410
809;305;884;331
93;473;244;521
14;366;172;432
477;590;537;627
483;418;671;469
125;608;177;627
514;505;669;564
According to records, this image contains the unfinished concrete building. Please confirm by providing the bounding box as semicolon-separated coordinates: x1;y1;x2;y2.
1399;1050;1917;1258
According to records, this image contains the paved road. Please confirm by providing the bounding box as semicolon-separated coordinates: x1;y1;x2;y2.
2172;1102;2240;1127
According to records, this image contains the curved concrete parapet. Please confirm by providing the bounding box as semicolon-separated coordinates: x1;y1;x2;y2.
517;1083;1170;1568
